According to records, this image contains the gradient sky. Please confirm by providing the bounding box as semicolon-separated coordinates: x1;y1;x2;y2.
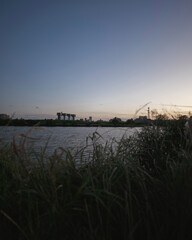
1;0;192;120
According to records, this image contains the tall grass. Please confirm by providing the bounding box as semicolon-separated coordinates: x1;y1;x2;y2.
1;119;192;239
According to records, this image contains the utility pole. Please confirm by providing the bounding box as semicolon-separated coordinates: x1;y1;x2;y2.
148;107;150;119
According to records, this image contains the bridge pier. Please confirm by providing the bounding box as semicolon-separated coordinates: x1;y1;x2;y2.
62;113;67;120
67;114;71;120
57;112;62;120
71;114;76;121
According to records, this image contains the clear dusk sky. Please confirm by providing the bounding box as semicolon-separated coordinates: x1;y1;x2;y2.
1;0;192;120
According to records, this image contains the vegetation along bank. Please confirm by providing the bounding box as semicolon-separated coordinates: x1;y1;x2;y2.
1;116;192;239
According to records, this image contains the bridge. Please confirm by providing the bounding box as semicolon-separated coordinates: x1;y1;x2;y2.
57;112;76;121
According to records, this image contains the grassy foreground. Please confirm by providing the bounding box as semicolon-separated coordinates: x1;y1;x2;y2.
1;119;192;240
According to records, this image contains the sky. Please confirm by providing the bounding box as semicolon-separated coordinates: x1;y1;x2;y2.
1;0;192;120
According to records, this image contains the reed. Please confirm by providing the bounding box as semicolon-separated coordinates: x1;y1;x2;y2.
0;119;192;240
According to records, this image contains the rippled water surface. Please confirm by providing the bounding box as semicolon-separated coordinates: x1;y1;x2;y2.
0;126;140;156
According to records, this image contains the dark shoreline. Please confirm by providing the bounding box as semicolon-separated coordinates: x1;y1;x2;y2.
0;119;150;127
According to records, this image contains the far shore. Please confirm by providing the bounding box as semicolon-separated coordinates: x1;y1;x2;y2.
0;119;151;127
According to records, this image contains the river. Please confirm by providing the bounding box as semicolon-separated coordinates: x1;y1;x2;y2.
0;126;140;157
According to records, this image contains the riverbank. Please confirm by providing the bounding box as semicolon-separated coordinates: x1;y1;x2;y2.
1;119;192;240
0;119;149;127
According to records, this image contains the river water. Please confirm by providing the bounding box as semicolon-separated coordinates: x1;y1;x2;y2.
0;126;140;157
